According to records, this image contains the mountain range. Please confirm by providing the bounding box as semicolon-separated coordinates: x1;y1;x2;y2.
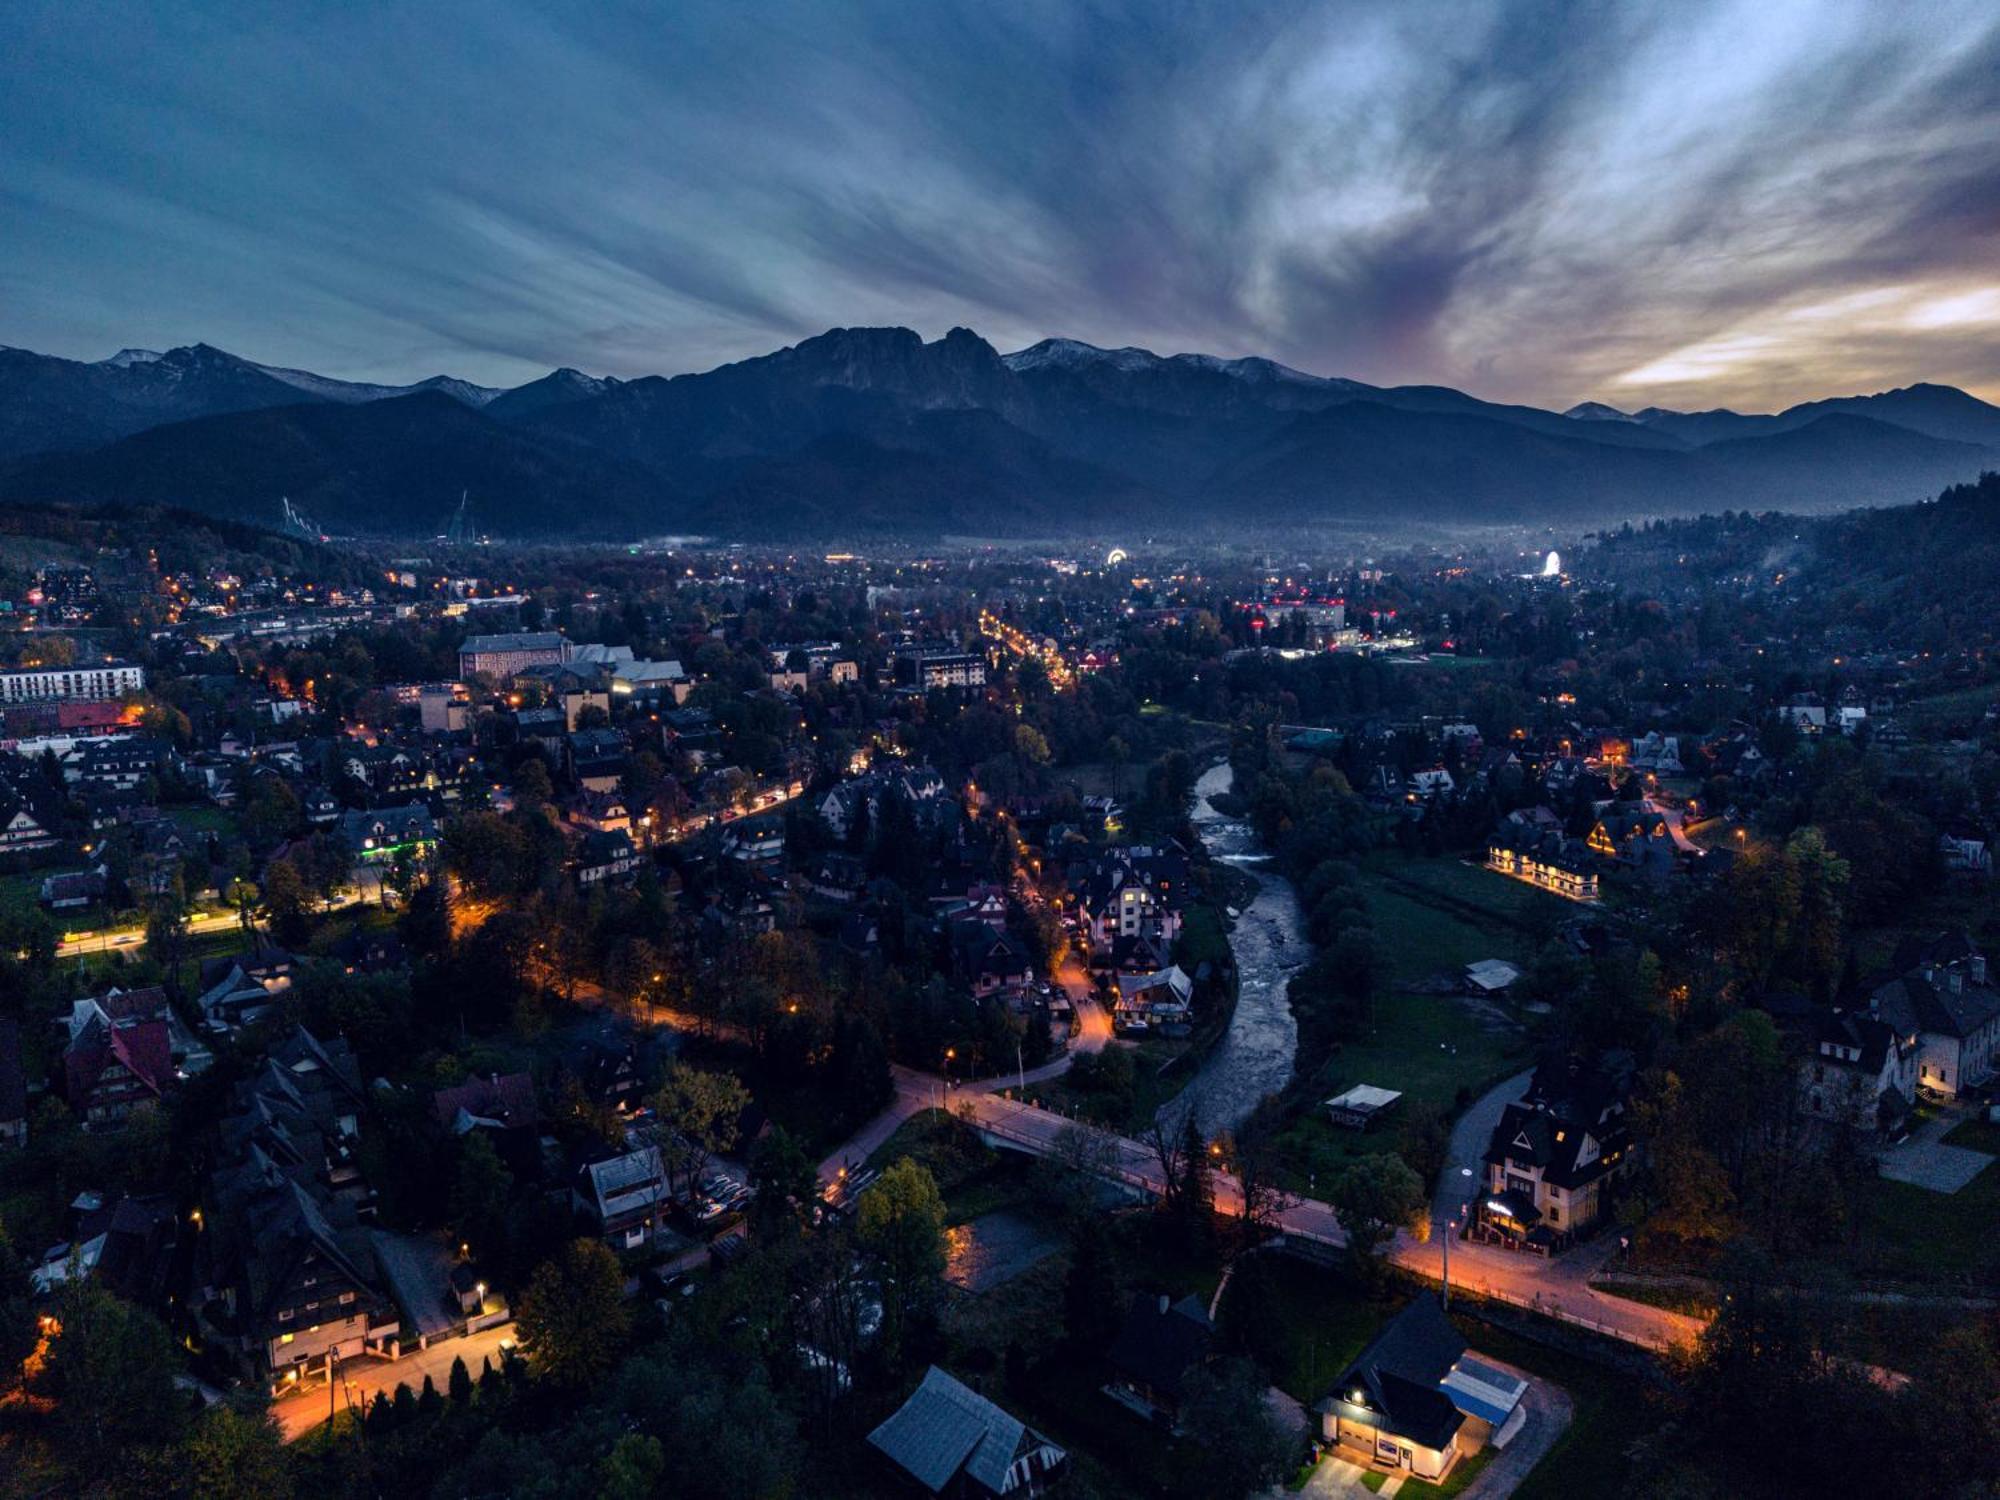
1;329;1995;539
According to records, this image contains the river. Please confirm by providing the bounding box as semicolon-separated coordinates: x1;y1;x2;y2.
1159;760;1304;1138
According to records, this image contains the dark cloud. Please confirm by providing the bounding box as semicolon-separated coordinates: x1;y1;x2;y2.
3;0;1997;408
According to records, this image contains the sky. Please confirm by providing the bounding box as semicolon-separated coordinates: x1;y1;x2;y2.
4;0;1999;411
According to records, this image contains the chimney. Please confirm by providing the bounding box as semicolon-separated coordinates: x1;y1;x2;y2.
1973;955;1988;986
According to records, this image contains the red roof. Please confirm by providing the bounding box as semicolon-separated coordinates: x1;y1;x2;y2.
65;1017;172;1107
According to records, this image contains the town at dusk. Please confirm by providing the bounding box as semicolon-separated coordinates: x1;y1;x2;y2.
2;4;1998;1498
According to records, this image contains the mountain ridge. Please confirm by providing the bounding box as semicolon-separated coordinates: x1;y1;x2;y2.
3;328;1996;537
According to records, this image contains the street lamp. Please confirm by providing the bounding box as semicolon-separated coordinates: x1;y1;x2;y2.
1442;1167;1474;1309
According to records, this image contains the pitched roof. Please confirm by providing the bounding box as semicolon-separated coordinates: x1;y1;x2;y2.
868;1366;1059;1496
1323;1294;1467;1452
1105;1293;1213;1399
432;1072;538;1133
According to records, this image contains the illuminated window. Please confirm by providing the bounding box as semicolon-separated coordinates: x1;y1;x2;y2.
280;1332;295;1345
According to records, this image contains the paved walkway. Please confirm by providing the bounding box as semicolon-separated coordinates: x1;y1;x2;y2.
1460;1360;1572;1499
1877;1107;1994;1192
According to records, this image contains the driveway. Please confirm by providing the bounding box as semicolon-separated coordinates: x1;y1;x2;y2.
1459;1363;1573;1499
1877;1108;1995;1193
273;1320;517;1440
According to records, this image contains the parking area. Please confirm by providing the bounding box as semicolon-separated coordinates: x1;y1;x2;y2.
1878;1109;1996;1194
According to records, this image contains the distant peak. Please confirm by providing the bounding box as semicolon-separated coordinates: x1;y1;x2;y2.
103;347;163;368
1563;401;1632;422
1003;338;1163;373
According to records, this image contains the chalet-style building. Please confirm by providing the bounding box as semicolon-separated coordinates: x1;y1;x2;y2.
1473;1053;1634;1255
196;948;296;1030
1316;1296;1527;1482
1486;823;1599;902
1071;845;1187;957
338;803;438;863
575;829;641;889
573;1146;672;1250
948;920;1035;1001
868;1366;1066;1497
1103;1292;1213;1428
195;1028;400;1384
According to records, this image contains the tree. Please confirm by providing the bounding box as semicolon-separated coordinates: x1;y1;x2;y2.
45;1277;186;1470
448;1353;474;1405
516;1238;631;1390
261;856;312;946
224;877;261;952
1062;1216;1123;1352
857;1157;947;1363
145;879;193;1000
172;1405;291;1500
0;1223;38;1388
1173;1357;1302;1499
597;1433;666;1500
1328;1153;1425;1284
747;1125;817;1242
646;1063;750;1201
1219;1253;1288;1377
449;1131;515;1269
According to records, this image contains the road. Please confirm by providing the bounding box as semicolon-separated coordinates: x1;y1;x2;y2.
56;876;382;959
272;1321;517;1440
826;1066;1705;1355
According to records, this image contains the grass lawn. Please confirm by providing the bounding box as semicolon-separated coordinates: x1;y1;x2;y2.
1587;1277;1720;1319
1375;856;1568;933
1360;1470;1387;1493
1269;981;1531;1192
1848;1163;2000;1283
862;1109;1041;1224
1446;1316;1658;1500
1943;1115;2000;1155
1399;1445;1496;1498
1261;858;1536;1193
170;805;241;836
1029;1037;1196;1134
1227;1253;1393;1406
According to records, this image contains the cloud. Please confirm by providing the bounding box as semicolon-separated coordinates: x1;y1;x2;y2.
1;0;1997;410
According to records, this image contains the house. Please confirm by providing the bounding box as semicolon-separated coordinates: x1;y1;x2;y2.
1103;1293;1213;1427
0;1020;25;1148
1071;845;1187;957
1486;824;1599;902
1325;1084;1404;1131
1473;1053;1635;1254
63;1007;174;1126
573;1146;672;1250
1317;1295;1527;1481
63;984;211;1078
0;780;58;851
565;788;632;834
722;821;786;870
432;1072;541;1173
558;1035;645;1113
949;920;1036;1000
197;1027;398;1382
575;828;641;889
31;1191;180;1304
566;728;628;792
40;865;109;911
893;650;988;691
1871;933;2000;1100
1464;960;1521;997
1112;965;1195;1032
196;948;296;1030
809;851;868;902
1939;834;1992;876
1788;997;1919;1134
867;1365;1066;1497
339;803;438;863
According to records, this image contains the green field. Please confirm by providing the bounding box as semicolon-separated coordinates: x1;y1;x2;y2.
1848;1161;2000;1283
1265;860;1536;1191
